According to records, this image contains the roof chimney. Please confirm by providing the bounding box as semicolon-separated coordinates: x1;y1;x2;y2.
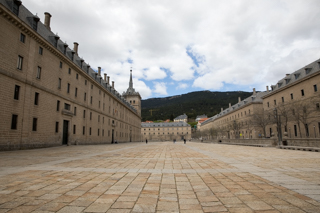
253;88;256;95
266;86;269;92
44;12;51;31
112;81;114;89
229;103;231;108
104;73;107;81
98;67;101;76
73;42;79;55
238;97;241;103
221;107;223;112
107;76;110;85
286;74;290;76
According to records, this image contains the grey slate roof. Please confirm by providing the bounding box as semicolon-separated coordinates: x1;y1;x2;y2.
201;91;268;126
142;122;190;128
174;114;187;120
267;59;320;93
0;0;137;114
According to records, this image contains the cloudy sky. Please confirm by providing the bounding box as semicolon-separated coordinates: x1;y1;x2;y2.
23;0;320;99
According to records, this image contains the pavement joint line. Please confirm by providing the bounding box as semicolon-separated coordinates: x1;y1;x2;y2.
186;144;320;202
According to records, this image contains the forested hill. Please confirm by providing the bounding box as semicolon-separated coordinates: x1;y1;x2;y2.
141;90;252;122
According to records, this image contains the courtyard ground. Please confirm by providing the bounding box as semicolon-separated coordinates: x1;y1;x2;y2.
0;142;320;213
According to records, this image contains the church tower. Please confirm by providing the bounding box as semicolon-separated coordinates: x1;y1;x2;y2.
122;69;141;116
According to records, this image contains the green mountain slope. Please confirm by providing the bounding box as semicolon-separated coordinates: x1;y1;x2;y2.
141;90;252;121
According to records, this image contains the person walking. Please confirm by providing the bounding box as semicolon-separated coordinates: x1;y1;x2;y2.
146;139;148;144
184;139;186;144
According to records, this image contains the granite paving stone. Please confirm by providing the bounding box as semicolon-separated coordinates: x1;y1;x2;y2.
0;142;320;212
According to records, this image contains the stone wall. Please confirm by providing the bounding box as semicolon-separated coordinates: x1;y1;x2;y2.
283;138;320;147
192;138;277;147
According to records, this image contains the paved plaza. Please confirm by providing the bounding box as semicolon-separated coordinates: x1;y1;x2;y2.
0;142;320;213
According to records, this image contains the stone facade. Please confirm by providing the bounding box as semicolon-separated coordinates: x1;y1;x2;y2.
142;122;191;142
200;59;320;142
0;0;141;150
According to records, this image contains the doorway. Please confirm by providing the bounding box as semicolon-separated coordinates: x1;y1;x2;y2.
62;120;69;145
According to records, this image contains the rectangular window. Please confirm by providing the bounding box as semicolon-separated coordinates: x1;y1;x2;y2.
73;125;76;134
55;122;59;133
90;96;92;104
83;110;86;118
34;92;39;105
39;47;43;55
301;89;304;96
76;73;79;79
89;127;91;135
57;100;60;111
59;61;63;68
85;80;87;85
314;84;318;92
32;118;37;131
98;115;100;122
11;114;18;130
14;85;20;100
102;129;104;136
64;103;70;110
91;84;93;89
267;102;269;107
84;92;86;101
316;103;320;110
17;55;23;70
98;129;100;136
75;88;78;97
20;33;25;43
274;100;276;105
58;78;61;89
281;97;284;103
83;126;85;135
290;93;293;100
67;83;70;93
294;125;297;137
74;107;77;115
68;68;71;74
36;66;41;79
99;101;100;108
90;112;92;120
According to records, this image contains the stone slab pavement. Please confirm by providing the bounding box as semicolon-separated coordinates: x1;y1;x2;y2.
0;141;320;213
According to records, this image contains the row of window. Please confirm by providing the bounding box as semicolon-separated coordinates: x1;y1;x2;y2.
144;132;189;135
267;84;318;107
11;114;37;131
143;128;188;131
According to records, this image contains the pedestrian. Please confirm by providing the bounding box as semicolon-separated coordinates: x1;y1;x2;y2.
184;139;186;144
146;139;148;144
115;139;118;144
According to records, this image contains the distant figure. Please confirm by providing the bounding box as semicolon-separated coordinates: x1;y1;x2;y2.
115;139;118;144
146;139;148;144
173;139;176;144
184;139;186;144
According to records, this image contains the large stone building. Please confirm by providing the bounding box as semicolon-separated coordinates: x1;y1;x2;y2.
174;114;187;123
142;122;191;142
263;59;320;139
200;58;320;141
0;0;141;150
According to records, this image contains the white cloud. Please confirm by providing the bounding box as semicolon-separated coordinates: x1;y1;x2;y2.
153;82;168;96
22;0;320;97
176;83;188;90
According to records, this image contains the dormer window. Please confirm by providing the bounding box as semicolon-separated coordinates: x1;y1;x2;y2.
13;0;22;16
305;68;312;75
277;83;282;88
53;35;59;48
294;73;300;79
285;79;290;84
32;16;40;31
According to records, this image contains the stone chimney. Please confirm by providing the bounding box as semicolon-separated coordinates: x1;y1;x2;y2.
98;67;101;76
238;97;241;103
104;73;107;81
112;81;114;89
253;88;256;95
266;86;269;92
44;12;51;30
221;108;223;112
286;74;290;76
229;103;231;108
107;76;110;85
73;42;79;55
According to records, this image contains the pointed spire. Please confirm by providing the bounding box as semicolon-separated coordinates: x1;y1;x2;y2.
129;69;133;89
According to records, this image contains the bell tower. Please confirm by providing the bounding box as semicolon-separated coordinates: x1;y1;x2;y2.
122;69;141;116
